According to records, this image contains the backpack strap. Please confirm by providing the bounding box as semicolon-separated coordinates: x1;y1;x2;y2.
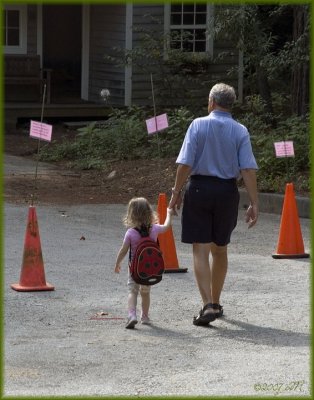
135;225;150;237
128;225;151;263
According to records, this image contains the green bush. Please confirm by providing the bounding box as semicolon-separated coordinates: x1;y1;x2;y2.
39;102;310;194
236;96;310;192
39;106;194;168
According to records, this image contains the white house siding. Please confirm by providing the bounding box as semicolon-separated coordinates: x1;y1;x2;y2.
89;5;126;105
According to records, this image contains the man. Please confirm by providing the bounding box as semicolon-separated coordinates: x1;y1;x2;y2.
168;83;258;326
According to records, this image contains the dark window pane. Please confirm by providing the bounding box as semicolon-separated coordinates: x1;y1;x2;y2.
171;5;182;13
8;10;19;27
195;41;206;52
183;4;194;13
8;29;19;46
183;13;194;25
195;13;206;24
171;14;181;25
182;29;194;41
195;4;206;12
195;29;206;40
183;40;193;52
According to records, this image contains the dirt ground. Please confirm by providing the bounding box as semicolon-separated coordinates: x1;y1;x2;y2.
4;124;177;205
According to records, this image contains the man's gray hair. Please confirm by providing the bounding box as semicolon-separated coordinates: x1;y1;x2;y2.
209;83;236;109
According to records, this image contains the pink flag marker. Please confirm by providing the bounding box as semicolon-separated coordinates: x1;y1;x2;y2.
274;141;295;157
156;113;168;131
146;117;157;134
146;113;169;134
30;120;53;142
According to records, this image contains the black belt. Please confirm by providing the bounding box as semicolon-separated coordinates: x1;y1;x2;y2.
190;175;236;183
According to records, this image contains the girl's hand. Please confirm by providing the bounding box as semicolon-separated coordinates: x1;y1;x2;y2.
167;207;176;216
114;265;121;273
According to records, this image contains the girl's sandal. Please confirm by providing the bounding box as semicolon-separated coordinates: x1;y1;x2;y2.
193;303;217;326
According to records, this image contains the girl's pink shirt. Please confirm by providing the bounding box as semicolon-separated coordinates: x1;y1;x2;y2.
123;224;168;259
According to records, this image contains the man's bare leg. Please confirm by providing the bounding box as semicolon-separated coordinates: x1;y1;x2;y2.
192;243;212;305
210;243;228;306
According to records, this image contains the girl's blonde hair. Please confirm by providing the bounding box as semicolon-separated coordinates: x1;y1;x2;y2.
123;197;157;228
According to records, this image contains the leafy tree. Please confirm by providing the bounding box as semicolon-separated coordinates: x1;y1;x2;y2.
290;5;310;115
214;5;310;118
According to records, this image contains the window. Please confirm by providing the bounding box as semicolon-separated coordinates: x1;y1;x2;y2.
3;5;27;54
165;3;213;54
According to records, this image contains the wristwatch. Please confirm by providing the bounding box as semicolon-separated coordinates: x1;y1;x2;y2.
171;187;182;195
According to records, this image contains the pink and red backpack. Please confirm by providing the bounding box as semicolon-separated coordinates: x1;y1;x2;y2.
129;227;165;285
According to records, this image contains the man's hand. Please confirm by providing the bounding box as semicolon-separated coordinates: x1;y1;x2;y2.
245;204;258;228
169;164;191;215
168;192;183;216
167;207;176;216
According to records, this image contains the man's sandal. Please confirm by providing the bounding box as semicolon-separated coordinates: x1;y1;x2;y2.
213;303;223;318
193;303;217;326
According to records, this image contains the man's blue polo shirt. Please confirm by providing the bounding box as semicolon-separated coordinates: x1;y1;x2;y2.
176;110;258;179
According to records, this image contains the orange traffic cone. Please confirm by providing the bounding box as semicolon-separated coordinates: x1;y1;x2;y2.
157;193;188;273
272;183;309;259
11;206;55;291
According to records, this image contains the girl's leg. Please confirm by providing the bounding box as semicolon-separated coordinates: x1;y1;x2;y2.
140;285;150;320
126;284;139;329
127;281;139;318
127;291;137;317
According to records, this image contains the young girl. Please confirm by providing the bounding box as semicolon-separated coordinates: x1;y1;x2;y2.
114;197;174;329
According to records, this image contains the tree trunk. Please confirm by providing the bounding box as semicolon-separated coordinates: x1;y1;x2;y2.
291;6;309;116
255;6;276;127
256;65;277;128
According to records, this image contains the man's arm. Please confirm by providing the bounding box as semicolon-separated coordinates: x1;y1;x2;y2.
241;168;258;228
169;163;192;214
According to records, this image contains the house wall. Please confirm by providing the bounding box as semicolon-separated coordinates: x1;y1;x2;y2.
6;4;240;107
4;5;40;102
89;5;126;105
131;5;164;107
27;5;38;54
130;4;238;108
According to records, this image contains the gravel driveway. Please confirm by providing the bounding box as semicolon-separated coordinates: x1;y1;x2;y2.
4;203;311;397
